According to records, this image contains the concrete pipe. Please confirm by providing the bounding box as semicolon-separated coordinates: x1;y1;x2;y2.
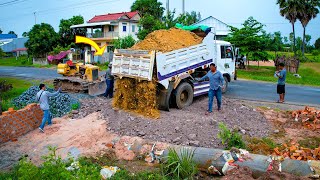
162;145;313;178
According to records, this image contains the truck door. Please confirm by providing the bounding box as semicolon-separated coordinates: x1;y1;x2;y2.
220;45;235;80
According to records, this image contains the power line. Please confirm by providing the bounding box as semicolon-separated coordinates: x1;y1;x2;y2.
0;0;121;22
0;0;29;7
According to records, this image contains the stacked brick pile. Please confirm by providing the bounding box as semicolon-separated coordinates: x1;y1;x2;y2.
274;143;320;161
0;103;43;143
292;106;320;130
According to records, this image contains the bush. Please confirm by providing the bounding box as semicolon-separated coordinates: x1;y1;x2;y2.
218;122;246;149
71;103;80;110
112;35;136;49
162;148;197;179
312;50;320;56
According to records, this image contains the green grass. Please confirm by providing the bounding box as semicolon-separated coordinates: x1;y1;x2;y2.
237;63;320;87
0;56;56;68
266;51;320;62
0;77;40;111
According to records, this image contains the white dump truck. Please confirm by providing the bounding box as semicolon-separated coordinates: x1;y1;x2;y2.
111;31;236;111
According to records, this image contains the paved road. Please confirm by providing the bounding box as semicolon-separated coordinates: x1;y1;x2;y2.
0;66;61;80
226;79;320;106
0;66;319;106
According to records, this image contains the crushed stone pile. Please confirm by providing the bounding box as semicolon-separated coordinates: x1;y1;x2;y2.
114;28;203;118
113;78;159;119
12;86;79;118
131;28;203;53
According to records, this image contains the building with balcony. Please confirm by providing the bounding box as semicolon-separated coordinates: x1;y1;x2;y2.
71;11;141;63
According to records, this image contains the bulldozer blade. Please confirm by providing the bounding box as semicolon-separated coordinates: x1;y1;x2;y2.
88;81;106;96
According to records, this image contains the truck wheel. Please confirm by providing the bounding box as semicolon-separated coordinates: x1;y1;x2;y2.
222;76;228;94
175;82;193;109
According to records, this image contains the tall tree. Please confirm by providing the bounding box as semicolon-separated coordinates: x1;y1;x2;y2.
25;23;58;57
131;0;166;40
225;17;270;67
131;0;164;19
137;14;165;40
58;15;86;48
298;0;320;56
277;0;302;56
175;11;202;26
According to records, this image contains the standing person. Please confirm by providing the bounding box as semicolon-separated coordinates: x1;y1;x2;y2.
199;63;224;115
104;63;114;98
36;84;61;133
275;63;287;103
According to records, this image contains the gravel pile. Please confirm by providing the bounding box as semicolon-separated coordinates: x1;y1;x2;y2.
73;96;272;149
12;86;79;117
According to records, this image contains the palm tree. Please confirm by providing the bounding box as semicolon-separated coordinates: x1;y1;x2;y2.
277;0;302;56
298;0;320;56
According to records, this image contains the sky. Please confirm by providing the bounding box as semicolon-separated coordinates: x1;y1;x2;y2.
0;0;319;44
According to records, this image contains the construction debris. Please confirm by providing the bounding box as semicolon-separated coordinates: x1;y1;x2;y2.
273;141;320;161
291;106;320;130
131;28;203;53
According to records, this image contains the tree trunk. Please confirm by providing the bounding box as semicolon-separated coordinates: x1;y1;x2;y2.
302;26;306;56
292;22;296;56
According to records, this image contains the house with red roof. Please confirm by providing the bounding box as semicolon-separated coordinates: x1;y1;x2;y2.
71;11;141;63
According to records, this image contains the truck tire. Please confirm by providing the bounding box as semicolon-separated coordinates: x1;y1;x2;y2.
222;76;228;94
175;82;193;109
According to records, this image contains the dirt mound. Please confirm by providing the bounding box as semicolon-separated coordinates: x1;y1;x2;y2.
113;78;160;119
131;28;203;53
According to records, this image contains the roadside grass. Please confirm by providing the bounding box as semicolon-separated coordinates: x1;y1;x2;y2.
0;57;56;68
237;63;320;87
0;77;43;112
267;51;320;62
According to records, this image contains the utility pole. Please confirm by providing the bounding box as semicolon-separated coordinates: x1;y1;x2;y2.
166;0;169;17
33;12;36;25
182;0;185;15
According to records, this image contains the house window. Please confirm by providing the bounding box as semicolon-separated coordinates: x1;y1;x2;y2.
122;23;127;32
109;25;114;32
132;25;135;32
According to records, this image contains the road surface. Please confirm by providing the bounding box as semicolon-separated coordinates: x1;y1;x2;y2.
0;66;319;106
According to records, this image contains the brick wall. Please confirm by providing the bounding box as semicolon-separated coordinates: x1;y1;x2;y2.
0;103;43;144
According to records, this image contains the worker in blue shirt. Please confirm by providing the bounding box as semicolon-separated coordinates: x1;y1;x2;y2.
199;63;224;115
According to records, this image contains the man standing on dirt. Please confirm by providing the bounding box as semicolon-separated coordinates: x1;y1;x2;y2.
104;63;114;98
199;63;224;115
276;63;287;103
36;84;61;133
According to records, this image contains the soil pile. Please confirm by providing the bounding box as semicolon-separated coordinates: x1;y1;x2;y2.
131;28;203;53
113;78;160;119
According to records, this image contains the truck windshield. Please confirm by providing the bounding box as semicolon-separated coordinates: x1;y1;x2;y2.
220;46;234;59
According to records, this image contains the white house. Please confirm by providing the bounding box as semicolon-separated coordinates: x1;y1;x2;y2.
192;16;231;40
71;11;141;63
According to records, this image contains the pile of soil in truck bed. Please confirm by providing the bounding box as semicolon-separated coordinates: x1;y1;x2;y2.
113;28;203;118
131;28;203;53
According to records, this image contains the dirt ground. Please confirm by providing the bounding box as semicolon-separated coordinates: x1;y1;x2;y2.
248;60;275;67
73;96;272;148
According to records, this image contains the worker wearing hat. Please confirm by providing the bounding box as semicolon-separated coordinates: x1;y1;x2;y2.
104;63;114;98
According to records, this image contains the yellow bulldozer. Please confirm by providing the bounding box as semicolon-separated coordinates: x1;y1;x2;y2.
54;60;106;96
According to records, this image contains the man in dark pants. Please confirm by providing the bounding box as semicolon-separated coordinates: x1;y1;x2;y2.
199;63;224;115
104;63;114;98
276;63;287;103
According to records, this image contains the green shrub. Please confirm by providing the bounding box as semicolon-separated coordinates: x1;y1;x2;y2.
218;122;246;149
312;50;320;56
162;148;197;179
71;103;80;110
